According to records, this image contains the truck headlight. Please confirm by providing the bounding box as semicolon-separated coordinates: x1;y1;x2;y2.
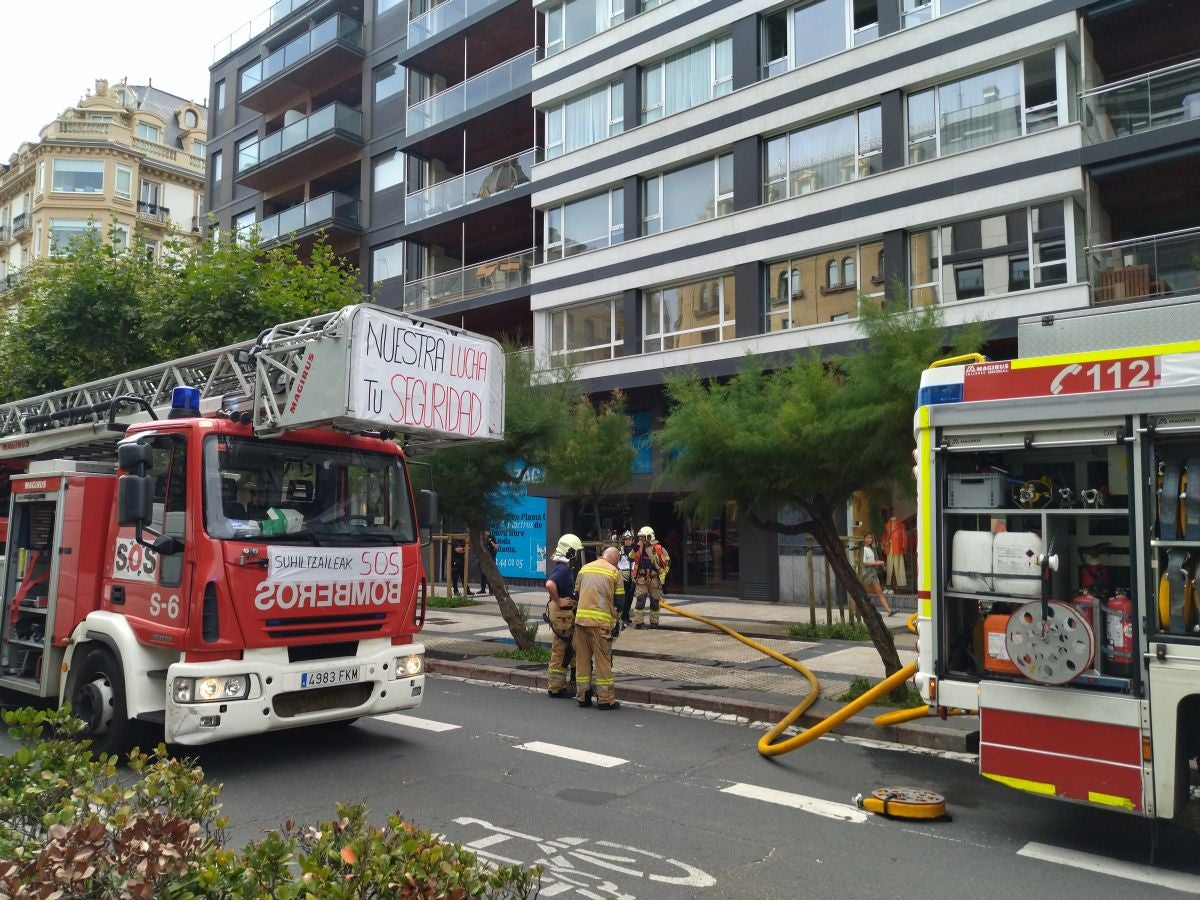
396;654;424;677
172;675;250;704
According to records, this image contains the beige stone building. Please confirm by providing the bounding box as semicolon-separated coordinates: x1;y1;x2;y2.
0;78;207;295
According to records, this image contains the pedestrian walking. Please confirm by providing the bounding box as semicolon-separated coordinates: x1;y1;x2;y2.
573;546;621;710
545;533;582;699
617;530;636;625
882;513;907;594
477;529;499;595
860;533;893;614
450;536;466;596
631;526;670;629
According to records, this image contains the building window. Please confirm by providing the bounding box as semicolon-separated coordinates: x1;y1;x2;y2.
907;52;1057;163
642;153;733;236
373;149;404;192
641;35;732;123
549;297;625;363
90;114;114;123
545;187;624;261
544;0;624;57
184;110;199;128
145;239;159;260
374;59;405;103
764;106;881;202
766;241;884;331
233;209;255;244
36;162;45;196
112;225;131;253
52;158;104;194
901;0;984;30
215;80;226;112
140;180;161;209
115;165;132;200
761;0;878;79
193;142;206;159
644;273;735;352
545;81;623;159
909;200;1071;304
49;219;97;254
137;122;161;143
211;150;223;182
372;241;404;284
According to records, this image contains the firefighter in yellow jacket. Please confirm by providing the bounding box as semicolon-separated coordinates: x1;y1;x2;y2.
573;546;622;710
631;526;670;628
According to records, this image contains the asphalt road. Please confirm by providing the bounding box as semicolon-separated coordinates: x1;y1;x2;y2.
5;678;1199;898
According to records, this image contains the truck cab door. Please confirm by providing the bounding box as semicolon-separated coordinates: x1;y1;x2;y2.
108;438;191;646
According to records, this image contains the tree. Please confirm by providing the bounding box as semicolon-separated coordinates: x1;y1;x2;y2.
543;391;634;537
657;295;983;680
421;349;577;650
0;224;364;401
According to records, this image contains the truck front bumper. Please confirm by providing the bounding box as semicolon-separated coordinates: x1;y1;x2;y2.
164;640;425;745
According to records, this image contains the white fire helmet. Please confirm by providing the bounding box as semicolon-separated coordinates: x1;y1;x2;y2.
637;526;656;542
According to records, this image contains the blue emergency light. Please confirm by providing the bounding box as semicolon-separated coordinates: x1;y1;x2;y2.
168;386;202;419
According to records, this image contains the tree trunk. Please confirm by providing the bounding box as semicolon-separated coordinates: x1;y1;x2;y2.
806;509;904;680
591;499;603;542
469;525;536;651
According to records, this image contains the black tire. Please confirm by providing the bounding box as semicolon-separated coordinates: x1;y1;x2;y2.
66;646;136;758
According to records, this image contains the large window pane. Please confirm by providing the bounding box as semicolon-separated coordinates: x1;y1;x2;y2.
563;193;609;256
662;159;715;230
373;150;403;192
372;241;404;283
665;42;711;116
907;89;936;162
374;59;405;102
52;159;104;193
793;0;846;69
790;115;855;192
937;63;1021;155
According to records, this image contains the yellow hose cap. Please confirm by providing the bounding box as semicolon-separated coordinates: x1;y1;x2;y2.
855;787;947;820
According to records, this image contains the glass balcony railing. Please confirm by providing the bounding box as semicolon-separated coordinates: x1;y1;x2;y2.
1088;227;1200;305
213;0;311;60
403;248;534;310
237;104;363;173
405;148;535;223
1082;58;1200;143
409;0;503;48
259;191;360;244
239;15;364;95
407;49;535;134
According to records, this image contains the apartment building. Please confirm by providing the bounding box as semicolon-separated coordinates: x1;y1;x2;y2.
527;0;1200;598
207;0;536;339
0;79;208;295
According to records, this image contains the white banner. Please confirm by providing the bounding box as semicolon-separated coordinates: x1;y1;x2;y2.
266;546;403;584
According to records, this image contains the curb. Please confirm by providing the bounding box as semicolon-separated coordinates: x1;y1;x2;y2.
427;659;979;754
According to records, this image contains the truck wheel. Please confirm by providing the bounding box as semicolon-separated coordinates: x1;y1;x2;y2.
67;647;134;758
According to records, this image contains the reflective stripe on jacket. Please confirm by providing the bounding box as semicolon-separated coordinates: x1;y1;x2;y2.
575;560;619;627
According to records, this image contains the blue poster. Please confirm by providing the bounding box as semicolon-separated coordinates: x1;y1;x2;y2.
493;466;547;578
631;410;653;475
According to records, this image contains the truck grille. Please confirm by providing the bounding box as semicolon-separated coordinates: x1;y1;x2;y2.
264;612;386;640
273;683;373;718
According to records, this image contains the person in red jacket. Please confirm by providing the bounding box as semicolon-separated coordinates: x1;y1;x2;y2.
882;514;908;593
631;526;670;628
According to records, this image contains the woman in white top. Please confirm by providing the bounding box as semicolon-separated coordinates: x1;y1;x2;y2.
860;534;893;615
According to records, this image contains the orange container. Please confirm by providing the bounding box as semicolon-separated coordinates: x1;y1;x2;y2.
983;612;1021;675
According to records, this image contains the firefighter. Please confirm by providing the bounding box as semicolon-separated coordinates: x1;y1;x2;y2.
631;526;670;628
617;530;636;626
573;546;622;709
545;533;582;699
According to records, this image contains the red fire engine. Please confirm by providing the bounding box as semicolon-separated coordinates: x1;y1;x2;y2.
0;304;504;754
915;303;1200;822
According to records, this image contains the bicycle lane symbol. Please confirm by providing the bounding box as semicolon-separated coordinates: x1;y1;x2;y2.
450;816;716;898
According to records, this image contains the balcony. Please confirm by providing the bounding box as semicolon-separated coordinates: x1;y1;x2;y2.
134;138;207;174
259;190;360;246
1089;227;1200;305
1082;59;1200;143
403;247;533;310
11;213;29;236
236;103;363;190
407;49;535;135
0;271;24;296
406;148;534;224
239;15;365;113
213;0;315;60
46;120;117;141
0;226;8;244
409;0;504;49
137;201;171;225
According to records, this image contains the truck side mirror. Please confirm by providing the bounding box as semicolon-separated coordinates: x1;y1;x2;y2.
418;489;437;547
117;475;152;527
117;442;153;472
152;533;185;556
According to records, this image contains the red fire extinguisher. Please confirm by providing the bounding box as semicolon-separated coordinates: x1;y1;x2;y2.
1102;587;1134;678
1072;586;1098;635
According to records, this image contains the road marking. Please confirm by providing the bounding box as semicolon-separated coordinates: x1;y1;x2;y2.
721;782;870;823
515;741;627;768
376;713;460;732
1017;842;1200;893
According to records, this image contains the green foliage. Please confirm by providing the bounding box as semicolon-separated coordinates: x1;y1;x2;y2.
789;620;871;641
0;706;540;898
427;595;482;609
0;224;364;401
543;391;635;535
493;647;552;663
839;676;923;708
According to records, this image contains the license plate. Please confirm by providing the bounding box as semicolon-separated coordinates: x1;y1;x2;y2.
300;666;360;689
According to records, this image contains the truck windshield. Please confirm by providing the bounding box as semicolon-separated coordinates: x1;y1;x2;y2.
203;435;415;544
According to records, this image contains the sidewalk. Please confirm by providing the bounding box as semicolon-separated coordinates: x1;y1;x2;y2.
422;587;979;754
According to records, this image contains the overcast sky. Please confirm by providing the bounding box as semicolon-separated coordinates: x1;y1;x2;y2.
2;0;258;155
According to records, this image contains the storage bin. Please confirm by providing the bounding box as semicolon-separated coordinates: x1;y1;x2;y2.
947;473;1006;508
951;530;993;592
993;531;1043;598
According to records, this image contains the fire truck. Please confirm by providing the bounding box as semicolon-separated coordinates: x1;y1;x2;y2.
0;304;504;754
915;301;1200;822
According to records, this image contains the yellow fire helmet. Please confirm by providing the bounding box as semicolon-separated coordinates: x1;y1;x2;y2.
555;533;583;558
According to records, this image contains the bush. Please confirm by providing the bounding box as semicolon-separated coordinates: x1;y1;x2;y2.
0;706;540;898
428;595;482;609
492;647;552;664
789;620;871;641
838;676;923;708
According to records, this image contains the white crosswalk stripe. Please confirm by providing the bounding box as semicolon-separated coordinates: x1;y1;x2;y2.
375;713;461;732
1018;842;1200;893
720;782;870;823
515;740;627;768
